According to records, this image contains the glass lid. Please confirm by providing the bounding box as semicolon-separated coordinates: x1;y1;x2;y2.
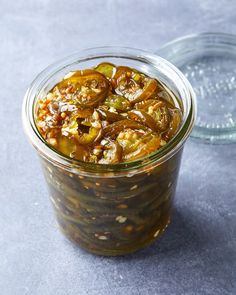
156;32;236;144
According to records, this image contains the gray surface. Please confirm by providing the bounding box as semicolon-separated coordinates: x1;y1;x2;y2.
0;0;236;294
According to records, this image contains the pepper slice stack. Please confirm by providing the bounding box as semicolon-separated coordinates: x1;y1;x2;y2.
36;63;182;163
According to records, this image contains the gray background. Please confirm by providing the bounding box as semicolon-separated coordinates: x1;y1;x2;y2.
1;0;236;294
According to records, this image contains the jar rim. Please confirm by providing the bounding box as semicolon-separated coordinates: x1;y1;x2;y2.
22;46;196;177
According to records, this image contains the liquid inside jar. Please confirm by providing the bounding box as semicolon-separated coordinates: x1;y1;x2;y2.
35;63;183;255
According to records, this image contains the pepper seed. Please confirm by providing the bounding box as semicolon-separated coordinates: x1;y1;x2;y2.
115;216;127;223
153;229;160;238
99;236;108;240
130;185;138;190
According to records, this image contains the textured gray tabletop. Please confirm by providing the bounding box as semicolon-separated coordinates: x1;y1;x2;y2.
1;1;236;294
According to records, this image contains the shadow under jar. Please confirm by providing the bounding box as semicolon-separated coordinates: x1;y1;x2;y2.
22;47;196;256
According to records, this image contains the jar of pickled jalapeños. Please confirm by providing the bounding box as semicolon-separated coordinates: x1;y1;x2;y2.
22;47;196;256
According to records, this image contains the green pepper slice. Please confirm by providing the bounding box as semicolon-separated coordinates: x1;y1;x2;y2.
112;66;158;104
103;119;148;138
97;108;125;122
54;70;109;107
128;110;159;132
98;139;122;164
163;109;182;140
94;63;116;79
104;95;131;112
134;99;171;131
74;127;102;145
135;99;165;110
117;129;161;161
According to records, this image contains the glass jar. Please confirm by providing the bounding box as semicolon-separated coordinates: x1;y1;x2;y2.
22;47;196;256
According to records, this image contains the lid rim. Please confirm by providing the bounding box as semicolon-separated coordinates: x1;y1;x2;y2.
156;32;236;144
